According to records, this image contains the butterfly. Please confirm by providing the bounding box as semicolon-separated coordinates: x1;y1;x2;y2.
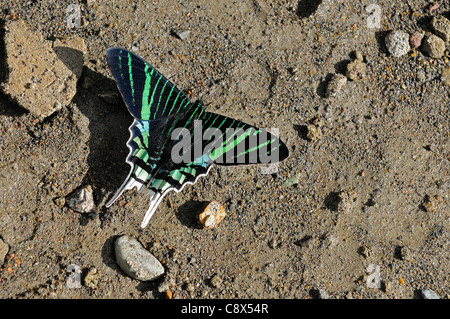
105;48;289;228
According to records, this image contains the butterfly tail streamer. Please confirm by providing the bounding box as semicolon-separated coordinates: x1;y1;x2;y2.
140;190;164;228
105;174;144;208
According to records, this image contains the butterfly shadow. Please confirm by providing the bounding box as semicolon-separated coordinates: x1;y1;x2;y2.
70;65;135;219
174;200;209;229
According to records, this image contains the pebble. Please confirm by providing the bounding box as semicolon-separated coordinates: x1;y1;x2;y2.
336;190;357;213
345;59;366;81
441;67;450;87
209;274;222;288
198;201;226;229
385;30;410;57
66;185;95;213
421;289;440;299
306;124;322;142
354;50;364;62
422;194;439;212
409;33;424;50
416;69;427;83
325;73;347;97
395;245;412;261
259;163;279;175
422;34;445;58
0;238;9;265
431;16;450;42
83;267;100;289
0;20;85;117
114;235;165;281
283;172;301;187
318;289;329;299
54;197;66;208
359;245;371;259
175;30;191;40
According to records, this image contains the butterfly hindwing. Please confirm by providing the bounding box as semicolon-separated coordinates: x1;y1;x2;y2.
138;110;289;196
200;112;289;166
105;114;183;207
107;48;191;120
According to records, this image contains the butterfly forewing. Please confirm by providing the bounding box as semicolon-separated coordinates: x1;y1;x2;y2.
107;48;191;120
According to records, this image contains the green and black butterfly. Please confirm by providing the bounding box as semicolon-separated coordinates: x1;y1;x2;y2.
106;48;289;228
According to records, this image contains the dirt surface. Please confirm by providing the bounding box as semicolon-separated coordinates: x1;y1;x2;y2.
0;0;449;299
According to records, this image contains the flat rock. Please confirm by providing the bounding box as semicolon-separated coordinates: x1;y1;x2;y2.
0;20;85;118
114;235;165;281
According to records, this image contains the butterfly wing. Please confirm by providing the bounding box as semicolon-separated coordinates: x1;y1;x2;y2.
107;48;191;120
201;112;289;166
106;48;290;228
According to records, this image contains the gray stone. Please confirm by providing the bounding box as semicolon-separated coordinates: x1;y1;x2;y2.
114;235;165;281
385;30;410;57
0;20;85;117
421;289;440;299
175;30;191;40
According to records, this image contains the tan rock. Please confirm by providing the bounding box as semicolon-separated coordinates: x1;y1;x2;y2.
422;34;445;58
431;15;450;42
198;201;226;229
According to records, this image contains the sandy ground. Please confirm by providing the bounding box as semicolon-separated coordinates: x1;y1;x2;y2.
0;0;448;299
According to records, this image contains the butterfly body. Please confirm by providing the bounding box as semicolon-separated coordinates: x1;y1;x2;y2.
106;48;289;227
